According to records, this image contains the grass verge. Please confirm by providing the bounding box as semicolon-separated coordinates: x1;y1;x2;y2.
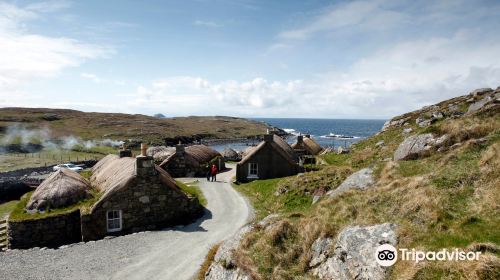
176;180;207;207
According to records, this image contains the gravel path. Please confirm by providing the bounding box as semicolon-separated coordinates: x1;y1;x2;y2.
0;165;253;280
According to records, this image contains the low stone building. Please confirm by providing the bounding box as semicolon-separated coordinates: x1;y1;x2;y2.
222;147;241;162
81;152;202;241
7;145;203;248
236;134;300;182
159;144;224;177
291;135;323;164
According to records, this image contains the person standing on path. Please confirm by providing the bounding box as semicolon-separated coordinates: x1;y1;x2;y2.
211;164;218;182
206;164;211;181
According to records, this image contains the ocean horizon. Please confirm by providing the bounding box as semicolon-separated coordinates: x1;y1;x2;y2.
210;118;386;152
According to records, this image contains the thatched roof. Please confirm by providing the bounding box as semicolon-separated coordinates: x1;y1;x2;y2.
147;146;176;162
27;169;91;211
90;154;181;209
160;145;220;168
239;135;298;166
222;147;240;160
291;136;323;155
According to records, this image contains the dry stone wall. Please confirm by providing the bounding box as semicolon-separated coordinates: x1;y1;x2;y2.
7;209;82;249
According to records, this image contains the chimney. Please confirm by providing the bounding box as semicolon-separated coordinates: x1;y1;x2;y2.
297;135;304;143
135;143;154;177
119;143;132;158
176;144;185;154
264;134;274;143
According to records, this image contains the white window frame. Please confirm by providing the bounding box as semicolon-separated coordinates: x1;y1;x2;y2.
106;210;122;232
248;162;259;179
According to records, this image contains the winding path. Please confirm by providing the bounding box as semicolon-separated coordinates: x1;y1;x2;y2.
0;164;253;280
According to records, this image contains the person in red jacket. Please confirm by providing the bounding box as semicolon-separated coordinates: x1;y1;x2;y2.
211;164;218;182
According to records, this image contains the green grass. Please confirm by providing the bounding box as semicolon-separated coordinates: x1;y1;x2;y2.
234;178;312;220
9;190;101;221
176;180;207;207
322;153;351;166
0;200;19;219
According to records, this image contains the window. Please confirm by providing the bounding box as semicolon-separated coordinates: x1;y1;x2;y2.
248;163;258;178
107;210;122;232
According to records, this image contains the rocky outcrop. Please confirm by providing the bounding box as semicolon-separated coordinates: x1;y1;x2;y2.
327;168;374;198
205;225;253;280
380;117;410;132
394;133;435;161
311;223;397;280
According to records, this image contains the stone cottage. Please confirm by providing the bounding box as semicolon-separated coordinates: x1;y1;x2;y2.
159;144;224;177
236;134;301;183
291;135;324;164
7;145;203;248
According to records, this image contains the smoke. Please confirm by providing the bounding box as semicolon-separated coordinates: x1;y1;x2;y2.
0;125;124;153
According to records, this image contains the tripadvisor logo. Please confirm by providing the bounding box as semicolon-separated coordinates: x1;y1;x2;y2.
375;244;482;266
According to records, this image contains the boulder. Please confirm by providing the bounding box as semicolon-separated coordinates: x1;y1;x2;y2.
311;223;398;280
394;133;435;161
375;141;384;147
337;147;349;154
415;117;435;127
380;117;409;132
467;96;493;114
310;237;333;267
327;168;374;198
402;128;413;135
432;111;445;119
205;225;253;280
470;88;493;97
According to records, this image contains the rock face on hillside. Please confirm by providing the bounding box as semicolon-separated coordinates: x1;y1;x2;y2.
311;223;397;280
394;133;435;161
327;168;374;198
205;225;253;280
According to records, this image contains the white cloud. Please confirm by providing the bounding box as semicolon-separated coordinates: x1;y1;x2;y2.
193;20;222;28
80;72;101;83
125;28;500;118
0;2;110;106
279;0;407;39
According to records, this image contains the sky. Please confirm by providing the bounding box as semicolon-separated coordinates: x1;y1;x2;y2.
1;0;499;119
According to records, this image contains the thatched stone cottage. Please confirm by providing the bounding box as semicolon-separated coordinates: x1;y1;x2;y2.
236;134;301;182
222;147;241;162
291;135;324;163
7;146;203;248
159;144;224;177
81;152;202;241
27;169;91;211
147;145;176;163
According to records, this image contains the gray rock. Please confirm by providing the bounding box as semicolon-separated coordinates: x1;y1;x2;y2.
394;133;435;161
416;117;435;127
470;88;493;97
257;214;279;229
433;134;449;147
402;128;413;135
205;225;254;280
310;237;333;267
327;168;374;198
375;141;384;147
380;117;409;132
312;223;397;280
432;111;445;119
467;96;493;114
337;147;350;154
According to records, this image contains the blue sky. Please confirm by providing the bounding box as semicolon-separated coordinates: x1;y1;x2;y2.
1;0;500;118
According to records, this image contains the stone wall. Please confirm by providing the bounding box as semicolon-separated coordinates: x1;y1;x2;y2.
7;209;82;249
81;174;203;241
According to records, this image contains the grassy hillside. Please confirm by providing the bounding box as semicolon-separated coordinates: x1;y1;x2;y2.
232;89;500;279
0;107;271;144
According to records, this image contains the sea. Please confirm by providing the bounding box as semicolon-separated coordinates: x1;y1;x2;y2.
210;118;386;152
